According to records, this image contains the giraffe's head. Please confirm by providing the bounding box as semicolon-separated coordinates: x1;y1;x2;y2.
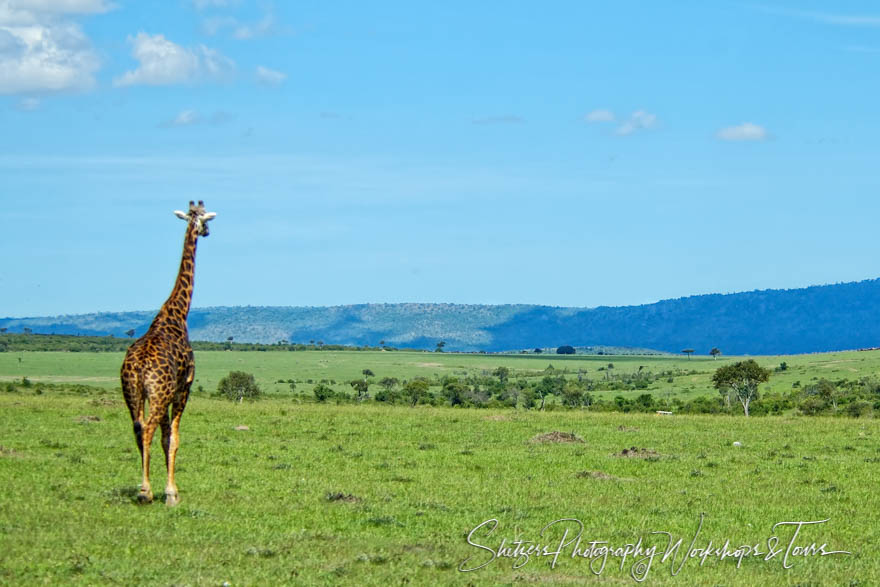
174;200;216;237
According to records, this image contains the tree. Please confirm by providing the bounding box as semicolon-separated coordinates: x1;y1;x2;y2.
23;328;32;335
218;371;262;402
711;360;770;417
379;376;399;391
362;368;375;378
533;348;543;354
349;379;369;401
125;329;135;338
682;349;694;359
492;366;510;383
0;328;7;333
556;345;575;355
710;347;721;360
404;378;430;406
534;375;564;410
435;341;446;353
313;383;334;402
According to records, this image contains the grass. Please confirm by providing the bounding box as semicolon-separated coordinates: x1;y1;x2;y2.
1;349;879;584
0;386;878;584
4;347;880;402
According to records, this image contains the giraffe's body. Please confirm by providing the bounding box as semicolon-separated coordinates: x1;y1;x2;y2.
121;201;215;506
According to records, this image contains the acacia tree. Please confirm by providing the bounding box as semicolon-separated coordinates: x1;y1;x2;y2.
682;349;694;359
710;347;721;360
404;379;430;406
218;371;261;403
711;360;770;417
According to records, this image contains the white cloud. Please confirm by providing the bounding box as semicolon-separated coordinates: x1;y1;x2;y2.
585;109;615;123
163;109;199;127
716;122;769;141
202;11;276;39
255;64;285;86
158;109;235;128
113;32;234;87
615;110;657;135
0;0;107;94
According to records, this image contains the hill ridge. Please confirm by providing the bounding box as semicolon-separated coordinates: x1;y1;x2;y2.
4;277;880;354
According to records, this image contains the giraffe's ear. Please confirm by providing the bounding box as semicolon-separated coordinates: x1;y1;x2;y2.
203;212;217;221
174;210;188;220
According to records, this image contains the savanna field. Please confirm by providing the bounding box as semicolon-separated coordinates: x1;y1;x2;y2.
1;348;879;585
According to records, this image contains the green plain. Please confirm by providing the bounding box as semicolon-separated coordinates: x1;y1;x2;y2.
1;349;878;585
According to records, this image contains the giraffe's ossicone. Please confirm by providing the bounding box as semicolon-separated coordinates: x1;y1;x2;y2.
120;200;215;506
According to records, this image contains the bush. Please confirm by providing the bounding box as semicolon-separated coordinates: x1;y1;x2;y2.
798;396;829;416
218;371;261;402
313;383;335;403
846;401;872;418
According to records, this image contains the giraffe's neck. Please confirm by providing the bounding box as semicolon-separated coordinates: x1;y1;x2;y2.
151;222;199;330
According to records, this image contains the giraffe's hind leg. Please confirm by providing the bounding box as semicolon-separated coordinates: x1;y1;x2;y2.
164;385;191;507
121;369;147;493
138;386;170;504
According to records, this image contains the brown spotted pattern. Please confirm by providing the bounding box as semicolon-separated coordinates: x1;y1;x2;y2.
120;201;211;506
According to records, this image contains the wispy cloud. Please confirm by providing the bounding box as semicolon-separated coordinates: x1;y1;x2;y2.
716;122;770;141
472;115;524;125
15;97;40;111
585;109;615;123
159;109;199;127
158;109;235;128
202;12;276;39
190;0;238;10
615;110;657;136
757;5;880;27
255;65;286;86
114;33;234;87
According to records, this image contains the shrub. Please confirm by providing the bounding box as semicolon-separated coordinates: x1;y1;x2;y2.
313;383;335;403
846;401;872;418
218;371;262;402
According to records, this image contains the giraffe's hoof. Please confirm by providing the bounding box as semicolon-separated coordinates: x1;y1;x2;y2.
165;491;180;507
137;490;153;504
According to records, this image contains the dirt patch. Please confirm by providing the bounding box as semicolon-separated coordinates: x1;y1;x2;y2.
530;431;584;444
617;425;639;432
234;425;250;431
575;470;622;481
416;362;442;368
75;415;101;423
326;492;362;503
616;446;659;458
0;446;19;458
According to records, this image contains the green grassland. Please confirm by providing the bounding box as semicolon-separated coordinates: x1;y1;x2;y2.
1;350;879;584
2;348;880;403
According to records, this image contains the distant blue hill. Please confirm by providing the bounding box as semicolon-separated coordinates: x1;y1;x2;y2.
4;278;880;355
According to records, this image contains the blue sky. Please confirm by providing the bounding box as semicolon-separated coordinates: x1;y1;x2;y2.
2;1;880;317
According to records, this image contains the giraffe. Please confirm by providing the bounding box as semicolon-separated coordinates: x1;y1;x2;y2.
120;200;216;506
